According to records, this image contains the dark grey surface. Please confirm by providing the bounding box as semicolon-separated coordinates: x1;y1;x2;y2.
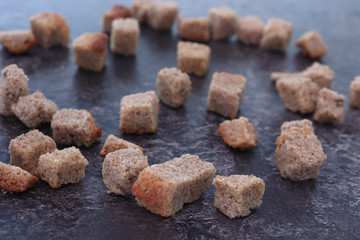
0;0;359;239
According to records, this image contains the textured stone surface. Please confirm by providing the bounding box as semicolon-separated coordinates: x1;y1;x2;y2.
0;0;359;239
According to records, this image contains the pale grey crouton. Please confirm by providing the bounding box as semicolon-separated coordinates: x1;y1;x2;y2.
111;18;140;56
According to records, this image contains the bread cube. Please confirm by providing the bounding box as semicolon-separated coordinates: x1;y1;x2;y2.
260;18;292;52
0;162;39;193
0;30;36;54
276;76;318;114
111;18;140;56
100;134;144;157
296;31;327;59
102;148;148;195
131;0;153;23
37;147;89;188
72;33;108;72
178;17;210;42
313;88;346;124
237;16;265;45
156;67;191;108
119;91;159;134
350;76;360;108
132;154;216;217
280;119;314;133
147;1;179;30
51;108;102;147
30;12;70;48
11;91;59;128
270;72;302;82
212;175;265;218
275;129;327;181
207;72;247;118
208;7;237;40
302;62;335;89
0;64;29;116
9;130;56;175
177;41;211;77
102;5;133;33
218;117;257;149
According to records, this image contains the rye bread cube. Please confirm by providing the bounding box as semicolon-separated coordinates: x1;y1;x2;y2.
213;175;265;218
132;154;216;217
178;17;210;42
296;31;328;59
11;91;59;128
207;72;247;118
237;16;265;45
275;129;327;181
177;41;211;77
302;62;335;89
37;147;89;188
9;130;56;175
119;91;160;134
156;67;191;108
0;64;29;116
280;119;314;133
102;5;133;33
102;148;148;195
0;162;39;193
51;109;102;147
276;76;319;114
72;33;108;72
313;88;346;124
131;0;154;23
30;12;70;48
111;18;140;56
208;7;237;40
350;76;360;108
260;18;292;52
100;134;144;157
147;1;179;30
0;30;36;54
218;117;258;149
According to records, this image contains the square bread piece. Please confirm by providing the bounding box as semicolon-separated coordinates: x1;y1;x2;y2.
37;147;89;188
72;33;108;72
102;148;148;195
102;5;133;33
350;76;360;108
302;62;335;89
9;130;56;175
30;12;70;48
131;0;154;23
177;41;211;77
51;108;102;147
213;175;265;218
313;88;346;124
0;64;29;116
11;91;59;128
260;18;292;52
0;162;39;193
296;31;328;59
147;1;179;30
131;154;216;217
237;16;265;45
207;72;247;118
156;67;191;108
119;91;160;134
275;129;327;181
0;30;36;54
100;134;144;157
208;7;237;40
218;117;258;149
178;17;210;42
280;119;314;133
276;76;319;114
111;18;140;56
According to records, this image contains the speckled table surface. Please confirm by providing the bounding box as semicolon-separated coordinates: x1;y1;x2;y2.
0;0;359;239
